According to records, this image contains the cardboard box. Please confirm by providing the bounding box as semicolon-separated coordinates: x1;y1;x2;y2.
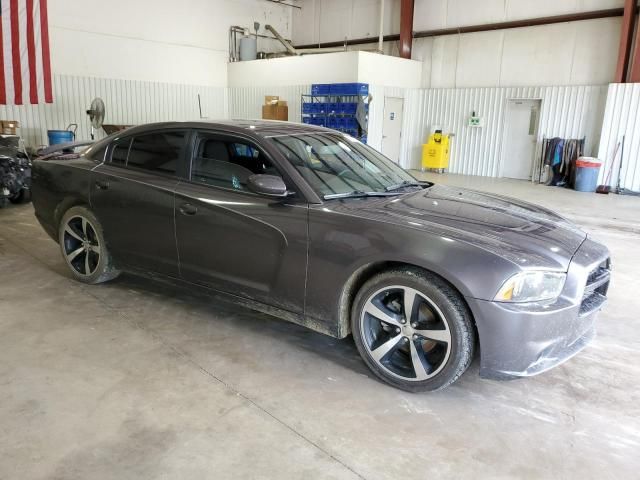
262;104;288;121
1;120;20;135
262;95;288;120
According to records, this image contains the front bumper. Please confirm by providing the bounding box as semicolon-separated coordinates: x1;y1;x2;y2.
468;238;610;379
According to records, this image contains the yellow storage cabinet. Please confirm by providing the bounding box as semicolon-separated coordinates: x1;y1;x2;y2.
421;132;450;172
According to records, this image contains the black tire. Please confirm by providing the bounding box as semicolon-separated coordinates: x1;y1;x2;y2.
58;206;120;284
351;267;475;392
9;188;31;204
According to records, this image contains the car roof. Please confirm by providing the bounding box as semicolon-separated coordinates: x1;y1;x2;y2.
115;119;338;139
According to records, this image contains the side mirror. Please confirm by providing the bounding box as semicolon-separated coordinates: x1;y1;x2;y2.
247;174;288;197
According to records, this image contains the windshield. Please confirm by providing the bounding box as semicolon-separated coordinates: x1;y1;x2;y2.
269;133;418;198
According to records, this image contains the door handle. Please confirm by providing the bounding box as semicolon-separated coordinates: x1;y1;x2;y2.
179;203;198;216
95;180;109;190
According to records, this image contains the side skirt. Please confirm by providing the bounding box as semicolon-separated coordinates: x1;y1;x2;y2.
120;267;342;339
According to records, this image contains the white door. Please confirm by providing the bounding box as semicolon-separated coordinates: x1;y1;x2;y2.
502;99;541;179
381;97;404;163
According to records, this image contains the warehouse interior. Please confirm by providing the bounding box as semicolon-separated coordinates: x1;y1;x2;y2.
1;0;639;478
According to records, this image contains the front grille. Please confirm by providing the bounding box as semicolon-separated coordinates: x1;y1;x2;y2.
580;258;611;315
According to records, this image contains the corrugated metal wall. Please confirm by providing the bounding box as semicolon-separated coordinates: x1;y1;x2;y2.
0;74;227;148
397;85;608;175
227;85;308;123
597;83;640;192
0;76;616;186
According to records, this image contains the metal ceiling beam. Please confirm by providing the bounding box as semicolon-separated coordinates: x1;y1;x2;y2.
399;0;414;59
614;0;637;82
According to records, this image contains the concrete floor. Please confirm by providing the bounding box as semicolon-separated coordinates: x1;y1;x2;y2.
1;175;639;479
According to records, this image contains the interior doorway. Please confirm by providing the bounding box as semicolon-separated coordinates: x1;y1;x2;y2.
381;97;404;164
501;99;541;179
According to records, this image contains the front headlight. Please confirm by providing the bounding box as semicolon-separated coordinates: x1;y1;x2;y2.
495;271;566;303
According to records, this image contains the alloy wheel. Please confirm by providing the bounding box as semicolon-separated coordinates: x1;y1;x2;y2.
360;285;452;381
62;215;101;276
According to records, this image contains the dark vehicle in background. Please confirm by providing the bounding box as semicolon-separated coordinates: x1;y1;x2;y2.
0;136;31;207
30;120;611;392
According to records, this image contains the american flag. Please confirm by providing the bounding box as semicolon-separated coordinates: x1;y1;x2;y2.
0;0;52;105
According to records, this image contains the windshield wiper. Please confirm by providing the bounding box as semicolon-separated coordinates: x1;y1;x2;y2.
385;180;431;192
323;190;403;200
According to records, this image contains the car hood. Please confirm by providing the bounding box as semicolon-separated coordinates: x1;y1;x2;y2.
338;184;587;270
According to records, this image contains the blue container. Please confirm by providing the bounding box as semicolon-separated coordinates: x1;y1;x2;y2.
574;160;601;192
329;83;369;96
341;102;357;114
311;84;331;95
344;117;359;129
47;129;75;146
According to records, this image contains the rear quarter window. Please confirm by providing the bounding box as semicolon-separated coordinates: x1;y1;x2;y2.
86;145;107;163
110;138;131;165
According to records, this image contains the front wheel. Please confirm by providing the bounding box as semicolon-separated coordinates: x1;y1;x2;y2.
351;268;475;392
58;206;120;284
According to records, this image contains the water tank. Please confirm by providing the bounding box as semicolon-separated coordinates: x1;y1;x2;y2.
239;35;257;61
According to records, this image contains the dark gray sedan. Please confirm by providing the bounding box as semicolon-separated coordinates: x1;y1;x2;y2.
31;120;611;392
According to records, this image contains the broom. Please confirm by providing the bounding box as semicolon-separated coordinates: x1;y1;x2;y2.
596;140;620;194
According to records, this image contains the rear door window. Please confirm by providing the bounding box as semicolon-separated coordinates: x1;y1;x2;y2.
126;131;186;176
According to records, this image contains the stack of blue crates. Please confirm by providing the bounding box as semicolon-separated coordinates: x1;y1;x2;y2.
311;83;369;96
301;83;369;143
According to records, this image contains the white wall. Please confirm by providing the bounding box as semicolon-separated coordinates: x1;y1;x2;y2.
412;0;623;30
0;75;227;148
50;0;293;87
395;85;608;176
228;51;422;88
292;0;400;46
597;83;640;192
414;17;622;88
357;53;422;87
228;85;309;122
292;0;624;88
228;52;360;87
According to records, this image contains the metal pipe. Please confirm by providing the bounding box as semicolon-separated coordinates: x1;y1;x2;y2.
294;7;624;49
229;26;247;62
265;24;298;55
230;24;298;61
264;0;301;9
378;0;385;53
413;7;625;38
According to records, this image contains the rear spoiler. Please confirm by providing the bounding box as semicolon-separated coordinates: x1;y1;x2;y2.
35;141;95;161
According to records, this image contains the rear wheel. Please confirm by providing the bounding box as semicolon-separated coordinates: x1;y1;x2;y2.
58;206;120;284
351;268;474;392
